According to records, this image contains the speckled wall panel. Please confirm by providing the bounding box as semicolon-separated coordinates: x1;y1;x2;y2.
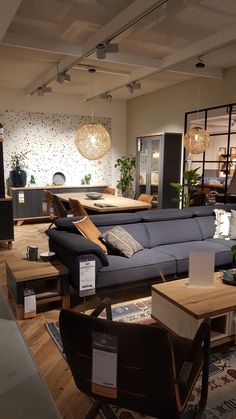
1;110;111;187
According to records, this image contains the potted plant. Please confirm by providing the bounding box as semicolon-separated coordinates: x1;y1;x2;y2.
115;155;136;195
84;173;91;184
170;167;202;207
9;151;28;187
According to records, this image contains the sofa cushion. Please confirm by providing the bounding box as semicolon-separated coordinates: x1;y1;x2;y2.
229;210;236;239
99;223;149;248
195;216;215;239
156;241;233;274
139;208;193;222
73;216;107;253
96;249;176;289
189;206;215;217
213;209;231;239
102;226;143;258
144;218;202;248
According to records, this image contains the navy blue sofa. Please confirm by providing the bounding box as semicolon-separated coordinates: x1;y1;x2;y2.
46;204;236;294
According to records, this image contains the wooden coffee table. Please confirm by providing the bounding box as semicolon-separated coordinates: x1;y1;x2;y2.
152;273;236;347
6;258;70;320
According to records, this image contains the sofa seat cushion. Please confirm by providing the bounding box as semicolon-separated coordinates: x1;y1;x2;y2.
144;218;202;248
155;241;233;274
205;238;236;248
96;249;176;289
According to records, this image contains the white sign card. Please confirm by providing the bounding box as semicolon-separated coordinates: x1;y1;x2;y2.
24;288;36;318
92;332;118;398
18;191;25;204
79;260;95;296
188;250;215;288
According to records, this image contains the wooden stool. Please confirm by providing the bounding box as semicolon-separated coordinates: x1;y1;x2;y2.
6;258;70;319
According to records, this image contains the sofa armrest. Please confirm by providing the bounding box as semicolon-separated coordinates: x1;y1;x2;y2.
46;228;109;266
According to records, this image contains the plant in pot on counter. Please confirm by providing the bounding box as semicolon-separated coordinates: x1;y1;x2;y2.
84;173;91;184
10;151;28;187
115;155;136;196
170;167;202;207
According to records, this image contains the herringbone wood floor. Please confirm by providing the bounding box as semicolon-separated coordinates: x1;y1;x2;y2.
0;221;148;419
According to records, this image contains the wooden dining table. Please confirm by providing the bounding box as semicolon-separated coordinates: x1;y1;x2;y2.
55;192;151;213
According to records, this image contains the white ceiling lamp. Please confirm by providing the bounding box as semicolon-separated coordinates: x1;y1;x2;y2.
37;85;52;96
127;82;141;93
75;69;111;160
100;92;113;103
57;72;71;84
96;41;119;59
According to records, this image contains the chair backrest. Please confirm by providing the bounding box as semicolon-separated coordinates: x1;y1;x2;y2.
51;194;68;218
43;190;55;218
138;193;154;204
59;309;209;418
122;189;136;199
104;186;116;195
69;197;88;216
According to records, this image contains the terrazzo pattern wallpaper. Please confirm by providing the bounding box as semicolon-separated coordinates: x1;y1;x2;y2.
1;109;111;187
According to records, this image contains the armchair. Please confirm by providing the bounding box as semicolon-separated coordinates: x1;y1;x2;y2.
59;300;210;419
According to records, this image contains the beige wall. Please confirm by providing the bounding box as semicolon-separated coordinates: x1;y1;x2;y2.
0;88;127;186
127;66;236;155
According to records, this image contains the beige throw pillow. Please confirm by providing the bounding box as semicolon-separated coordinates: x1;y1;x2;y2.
102;226;143;258
73;216;107;253
229;210;236;239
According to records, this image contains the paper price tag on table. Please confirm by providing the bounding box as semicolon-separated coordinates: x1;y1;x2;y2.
92;332;118;398
24;288;36;319
79;260;95;296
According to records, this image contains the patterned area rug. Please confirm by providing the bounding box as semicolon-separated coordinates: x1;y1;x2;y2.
46;298;236;419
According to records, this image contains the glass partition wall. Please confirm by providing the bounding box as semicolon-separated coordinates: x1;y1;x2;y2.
184;103;236;203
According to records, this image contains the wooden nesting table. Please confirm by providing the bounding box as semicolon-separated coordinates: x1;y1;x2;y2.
6;258;70;319
152;273;236;347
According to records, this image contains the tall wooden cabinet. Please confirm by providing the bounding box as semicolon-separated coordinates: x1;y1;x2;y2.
136;133;182;208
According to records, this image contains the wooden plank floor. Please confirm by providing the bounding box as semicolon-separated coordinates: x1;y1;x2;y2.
0;221;149;418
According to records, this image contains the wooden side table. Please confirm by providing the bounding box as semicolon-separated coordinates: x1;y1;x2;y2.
6;258;70;319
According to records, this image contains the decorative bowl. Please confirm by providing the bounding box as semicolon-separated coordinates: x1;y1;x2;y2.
40;251;56;262
85;192;103;200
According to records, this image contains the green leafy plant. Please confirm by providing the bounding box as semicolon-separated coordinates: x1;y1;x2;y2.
231;245;236;261
10;151;28;168
115;155;136;195
170;167;201;207
84;173;91;183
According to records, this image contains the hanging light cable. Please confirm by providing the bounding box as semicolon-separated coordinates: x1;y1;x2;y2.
184;68;210;159
75;69;111;160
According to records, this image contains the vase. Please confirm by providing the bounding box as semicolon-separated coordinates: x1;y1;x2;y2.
10;165;27;187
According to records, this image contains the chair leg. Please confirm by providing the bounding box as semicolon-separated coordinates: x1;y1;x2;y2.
85;400;103;419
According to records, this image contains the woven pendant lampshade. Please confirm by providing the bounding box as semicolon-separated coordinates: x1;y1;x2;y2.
184;126;210;154
75;123;111;160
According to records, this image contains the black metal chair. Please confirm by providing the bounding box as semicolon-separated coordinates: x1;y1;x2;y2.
59;300;211;419
51;194;69;218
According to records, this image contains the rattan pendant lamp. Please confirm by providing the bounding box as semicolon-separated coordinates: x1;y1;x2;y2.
75;69;111;160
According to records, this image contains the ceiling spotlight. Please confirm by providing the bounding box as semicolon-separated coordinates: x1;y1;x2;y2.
195;56;205;69
127;82;141;93
57;72;71;84
96;41;119;59
100;92;112;103
37;85;52;96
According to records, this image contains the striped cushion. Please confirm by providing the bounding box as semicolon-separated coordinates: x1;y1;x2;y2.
102;226;143;258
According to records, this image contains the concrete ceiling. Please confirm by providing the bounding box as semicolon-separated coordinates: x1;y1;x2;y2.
1;0;236;102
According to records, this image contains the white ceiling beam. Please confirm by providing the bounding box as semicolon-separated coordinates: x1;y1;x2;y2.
0;0;22;41
24;0;166;95
2;32;82;56
82;23;236;100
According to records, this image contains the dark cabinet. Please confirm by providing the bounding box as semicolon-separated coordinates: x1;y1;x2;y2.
136;133;182;208
0;197;14;248
9;185;106;221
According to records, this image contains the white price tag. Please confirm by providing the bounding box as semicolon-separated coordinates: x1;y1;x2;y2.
24;289;36;319
79;260;95;296
42;201;47;213
92;333;118;398
18;191;25;204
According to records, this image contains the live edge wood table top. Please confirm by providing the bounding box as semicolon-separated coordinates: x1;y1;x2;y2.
152;273;236;319
55;192;151;212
